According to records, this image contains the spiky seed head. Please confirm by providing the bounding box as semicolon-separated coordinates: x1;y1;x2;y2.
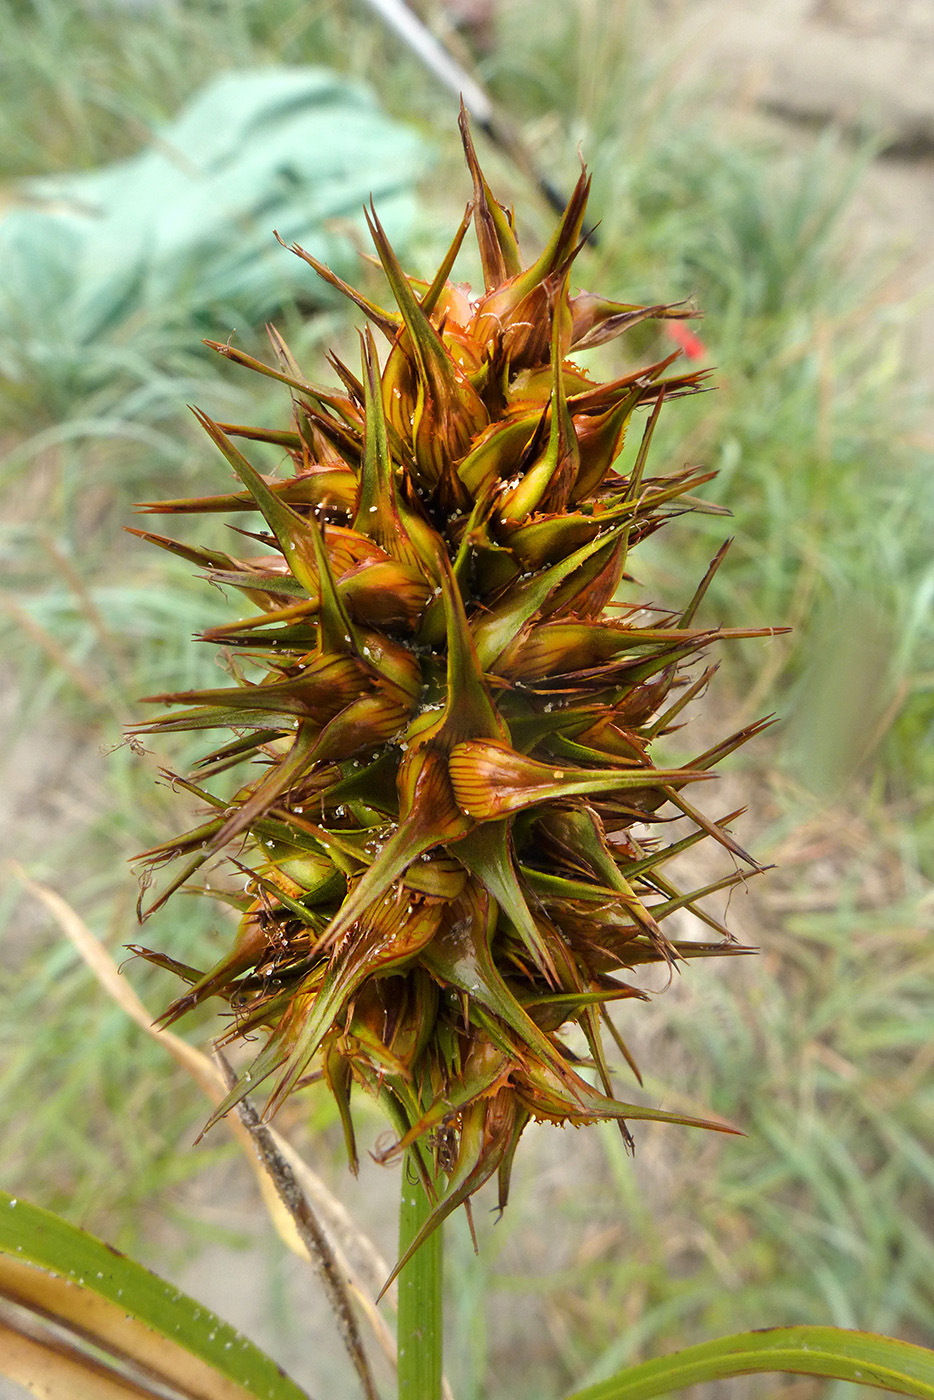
131;112;777;1276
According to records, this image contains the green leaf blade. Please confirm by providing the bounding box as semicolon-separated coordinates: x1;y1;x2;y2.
0;1191;311;1400
565;1326;934;1400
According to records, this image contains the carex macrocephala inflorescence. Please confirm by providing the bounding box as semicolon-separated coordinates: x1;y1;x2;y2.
130;110;777;1279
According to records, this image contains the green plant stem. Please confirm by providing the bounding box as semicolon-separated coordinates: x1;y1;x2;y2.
397;1150;443;1400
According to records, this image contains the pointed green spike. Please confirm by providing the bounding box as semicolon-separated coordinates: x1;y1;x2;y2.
263;321;305;381
496;1106;532;1215
507;500;633;570
352;327;434;578
421;888;582;1093
200;1034;291;1137
215;421;302;450
624;388;665;509
204;569;309;605
547;732;644;769
295;810;402;864
568;353;679;414
309;749;471;959
458;102;522;286
619;812;745;879
680;539;732;627
623;939;757;966
689;715;779;772
192;409;323;597
524;986;643;1016
374;1042;510;1165
134;704;305;735
151;770;226;810
138;649;365;733
471;520;628;669
203;722;328;857
585;638;714;694
325;348;366;406
139;679;318;721
662;784;762;869
263;896;443;1116
365;202;464;395
379;1093;516;1297
138;840;222;921
437;553;509;744
200;599;318;643
421;202;474;314
635;861;738;941
276;232;400;339
156;902;287;1026
125;527;243;572
303;510;359;657
136;465;358;518
456;409;540;496
324;1049;358;1173
455;822;557;982
318;751;401;815
299;404;363;465
472;166;591;326
236;865;325;930
518;867;624;904
128;946;205;985
503;705;601;752
570;388;642;503
518;1054;741;1136
353;328;396;537
364;202;488;484
600;1007;644;1086
571;293;692;351
537;805;670;947
650;867;764;923
644;662;718;739
499;273;579;522
581;1000;619;1109
205;339;350;414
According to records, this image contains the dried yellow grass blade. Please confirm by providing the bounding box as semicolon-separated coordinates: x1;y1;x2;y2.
5;864;395;1373
0;1315;163;1400
0;1255;251;1400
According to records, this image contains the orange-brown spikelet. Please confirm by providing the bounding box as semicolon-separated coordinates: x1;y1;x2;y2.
130;110;780;1280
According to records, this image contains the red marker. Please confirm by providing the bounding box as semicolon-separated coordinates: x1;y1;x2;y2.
665;320;707;360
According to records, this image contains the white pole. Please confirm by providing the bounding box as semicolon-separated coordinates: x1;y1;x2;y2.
359;0;495;127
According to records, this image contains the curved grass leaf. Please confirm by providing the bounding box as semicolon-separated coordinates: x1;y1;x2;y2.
0;1191;310;1400
565;1325;934;1400
0;1306;160;1400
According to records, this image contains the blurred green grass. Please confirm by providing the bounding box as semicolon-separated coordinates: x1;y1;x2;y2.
1;0;932;1395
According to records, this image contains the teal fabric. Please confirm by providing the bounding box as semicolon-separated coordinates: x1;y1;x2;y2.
0;68;425;398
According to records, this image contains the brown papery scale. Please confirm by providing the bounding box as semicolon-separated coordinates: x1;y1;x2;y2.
130;110;780;1280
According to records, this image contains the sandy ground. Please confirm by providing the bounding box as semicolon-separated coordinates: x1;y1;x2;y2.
661;0;934;155
654;0;934;386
